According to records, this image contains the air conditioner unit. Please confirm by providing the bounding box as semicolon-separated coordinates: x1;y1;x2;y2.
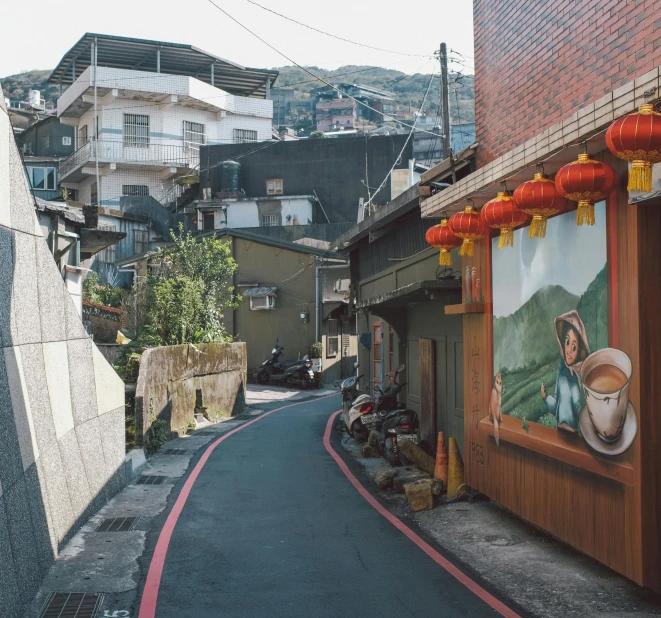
334;278;350;293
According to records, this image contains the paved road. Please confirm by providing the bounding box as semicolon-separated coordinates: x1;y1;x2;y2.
151;395;506;617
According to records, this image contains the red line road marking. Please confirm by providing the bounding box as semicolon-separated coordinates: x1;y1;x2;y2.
138;393;339;618
323;410;522;618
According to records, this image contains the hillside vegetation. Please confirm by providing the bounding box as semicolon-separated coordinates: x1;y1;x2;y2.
2;65;475;123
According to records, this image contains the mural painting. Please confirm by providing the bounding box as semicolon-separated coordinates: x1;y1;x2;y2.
490;202;637;457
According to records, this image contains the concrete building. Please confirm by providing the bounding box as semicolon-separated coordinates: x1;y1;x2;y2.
198;134;415;223
14;115;76;201
315;96;356;132
195;195;316;230
49;33;277;212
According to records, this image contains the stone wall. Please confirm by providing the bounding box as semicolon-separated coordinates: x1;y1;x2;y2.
0;98;127;618
83;301;127;343
135;342;246;439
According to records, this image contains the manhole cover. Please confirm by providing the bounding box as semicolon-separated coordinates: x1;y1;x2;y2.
160;449;192;455
95;517;140;532
135;475;168;485
40;592;103;618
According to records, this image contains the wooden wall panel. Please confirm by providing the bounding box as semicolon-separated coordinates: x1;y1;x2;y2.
462;152;654;587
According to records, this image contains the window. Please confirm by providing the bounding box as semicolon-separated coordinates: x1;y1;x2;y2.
261;214;278;227
184;121;205;150
327;319;339;358
266;179;283;195
91;182;98;205
122;185;150;197
29;167;57;191
134;230;148;255
249;295;276;310
373;322;383;385
62;136;72;146
124;114;150;148
233;128;258;144
203;212;215;231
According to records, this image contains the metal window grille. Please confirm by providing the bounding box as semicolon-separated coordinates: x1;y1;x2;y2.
327;319;339;357
78;125;88;148
203;212;215;230
261;214;278;227
122;185;150;197
184;121;205;151
124;114;150;148
233;128;258;144
134;230;148;255
266;179;283;195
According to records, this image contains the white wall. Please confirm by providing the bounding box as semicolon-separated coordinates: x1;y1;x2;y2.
198;197;315;230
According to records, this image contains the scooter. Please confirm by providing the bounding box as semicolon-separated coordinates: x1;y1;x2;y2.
336;364;374;442
255;343;315;389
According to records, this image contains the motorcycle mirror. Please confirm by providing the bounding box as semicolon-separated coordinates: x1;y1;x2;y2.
396;364;405;373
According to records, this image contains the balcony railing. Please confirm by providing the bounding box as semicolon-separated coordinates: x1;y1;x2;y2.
60;139;200;179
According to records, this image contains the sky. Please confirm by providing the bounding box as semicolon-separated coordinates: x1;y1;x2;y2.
492;202;608;318
0;0;474;79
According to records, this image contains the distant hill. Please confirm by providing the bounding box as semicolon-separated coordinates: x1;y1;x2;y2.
1;70;58;107
1;65;476;124
274;65;474;123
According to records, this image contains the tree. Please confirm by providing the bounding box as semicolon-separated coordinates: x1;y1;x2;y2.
138;225;240;345
309;130;326;139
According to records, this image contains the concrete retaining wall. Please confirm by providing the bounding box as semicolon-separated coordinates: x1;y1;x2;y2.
135;342;247;439
0;99;127;618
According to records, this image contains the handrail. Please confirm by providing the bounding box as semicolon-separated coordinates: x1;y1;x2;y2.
59;139;200;179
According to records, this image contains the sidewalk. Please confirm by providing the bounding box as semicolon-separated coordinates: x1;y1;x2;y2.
340;437;661;618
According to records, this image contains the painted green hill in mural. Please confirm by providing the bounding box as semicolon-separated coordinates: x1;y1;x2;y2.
493;285;579;374
494;265;608;426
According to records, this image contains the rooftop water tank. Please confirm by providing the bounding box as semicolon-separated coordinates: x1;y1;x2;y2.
218;160;242;194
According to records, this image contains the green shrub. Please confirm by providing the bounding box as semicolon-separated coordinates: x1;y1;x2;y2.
144;418;170;454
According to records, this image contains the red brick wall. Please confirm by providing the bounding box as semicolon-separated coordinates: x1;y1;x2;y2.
474;0;661;167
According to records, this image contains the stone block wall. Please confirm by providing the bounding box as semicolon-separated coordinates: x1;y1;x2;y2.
135;342;246;439
0;98;127;618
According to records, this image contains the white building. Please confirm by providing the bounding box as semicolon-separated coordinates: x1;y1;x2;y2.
196;195;316;231
50;33;277;212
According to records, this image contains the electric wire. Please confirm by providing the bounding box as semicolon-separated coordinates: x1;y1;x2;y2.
203;0;443;138
239;0;434;59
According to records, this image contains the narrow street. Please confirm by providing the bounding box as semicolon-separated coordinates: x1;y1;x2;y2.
139;395;511;618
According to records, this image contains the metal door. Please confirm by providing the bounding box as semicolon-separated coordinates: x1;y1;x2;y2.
419;338;436;447
446;336;465;459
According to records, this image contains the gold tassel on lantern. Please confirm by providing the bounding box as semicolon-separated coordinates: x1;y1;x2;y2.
439;249;452;266
498;228;514;248
529;215;547;238
629;160;653;192
459;239;474;257
576;200;595;226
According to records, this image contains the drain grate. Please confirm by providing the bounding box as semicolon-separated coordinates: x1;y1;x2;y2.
135;475;168;485
160;448;193;455
95;517;139;532
40;592;103;618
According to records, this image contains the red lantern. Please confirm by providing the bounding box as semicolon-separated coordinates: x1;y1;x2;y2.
554;154;617;226
480;191;529;248
513;173;569;238
606;103;661;192
426;219;461;265
449;205;488;257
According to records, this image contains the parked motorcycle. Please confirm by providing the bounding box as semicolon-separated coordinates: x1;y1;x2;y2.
255;343;315;389
335;364;373;442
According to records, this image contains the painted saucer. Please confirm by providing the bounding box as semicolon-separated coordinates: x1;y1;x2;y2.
579;402;638;457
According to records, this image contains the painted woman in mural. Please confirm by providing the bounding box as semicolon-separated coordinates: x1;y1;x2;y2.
540;310;590;432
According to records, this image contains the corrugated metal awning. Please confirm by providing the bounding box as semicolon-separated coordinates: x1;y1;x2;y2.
242;286;278;297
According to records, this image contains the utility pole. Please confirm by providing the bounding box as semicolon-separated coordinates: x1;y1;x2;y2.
439;42;451;160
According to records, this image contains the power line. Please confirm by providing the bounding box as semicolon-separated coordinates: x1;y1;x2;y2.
204;0;442;138
240;0;434;59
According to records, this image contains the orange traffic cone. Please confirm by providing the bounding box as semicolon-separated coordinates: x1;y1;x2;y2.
433;432;448;487
447;437;465;498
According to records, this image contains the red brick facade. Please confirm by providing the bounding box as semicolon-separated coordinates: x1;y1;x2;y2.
474;0;661;167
